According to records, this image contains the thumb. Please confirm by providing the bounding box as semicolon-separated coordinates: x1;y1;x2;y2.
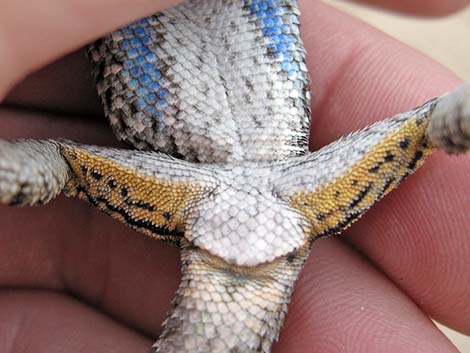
350;0;469;16
0;0;181;98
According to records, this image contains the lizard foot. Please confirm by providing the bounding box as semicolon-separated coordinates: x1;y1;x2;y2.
428;83;470;153
0;140;70;206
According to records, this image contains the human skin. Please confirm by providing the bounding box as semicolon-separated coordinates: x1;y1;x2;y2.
0;0;469;352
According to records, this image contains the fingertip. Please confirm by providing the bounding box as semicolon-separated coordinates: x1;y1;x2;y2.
350;0;469;17
299;1;470;334
274;239;459;353
299;1;462;149
0;0;182;99
0;290;152;352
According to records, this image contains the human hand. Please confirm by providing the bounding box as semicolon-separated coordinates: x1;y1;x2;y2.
0;0;469;352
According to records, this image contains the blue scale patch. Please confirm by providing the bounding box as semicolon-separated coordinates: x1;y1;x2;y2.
246;0;302;81
116;18;167;123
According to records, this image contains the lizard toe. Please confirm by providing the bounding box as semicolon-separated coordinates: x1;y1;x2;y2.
427;83;470;154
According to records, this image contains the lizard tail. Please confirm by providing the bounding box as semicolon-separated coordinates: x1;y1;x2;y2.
152;240;310;353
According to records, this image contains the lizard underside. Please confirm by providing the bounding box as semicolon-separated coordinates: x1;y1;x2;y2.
1;1;470;352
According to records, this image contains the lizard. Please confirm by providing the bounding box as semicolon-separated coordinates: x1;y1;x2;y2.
0;0;470;352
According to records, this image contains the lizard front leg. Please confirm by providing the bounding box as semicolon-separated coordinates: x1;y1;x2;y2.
274;83;470;240
0;140;70;206
0;83;469;353
0;140;220;243
0;138;311;353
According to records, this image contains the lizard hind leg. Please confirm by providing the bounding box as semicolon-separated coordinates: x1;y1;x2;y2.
427;83;470;153
0;139;70;206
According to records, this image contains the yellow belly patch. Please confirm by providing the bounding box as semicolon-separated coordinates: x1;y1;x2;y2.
290;116;435;237
61;146;206;242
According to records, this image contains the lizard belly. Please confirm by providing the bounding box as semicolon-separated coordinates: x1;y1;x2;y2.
88;0;311;163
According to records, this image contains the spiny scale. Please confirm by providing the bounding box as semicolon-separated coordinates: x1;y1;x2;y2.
0;0;469;352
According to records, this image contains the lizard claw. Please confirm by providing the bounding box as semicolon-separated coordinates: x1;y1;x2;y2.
428;83;470;153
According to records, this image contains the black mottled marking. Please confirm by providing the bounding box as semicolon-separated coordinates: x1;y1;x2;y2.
407;150;424;170
252;115;263;128
266;45;276;59
202;83;210;96
376;177;396;200
80;165;88;175
104;89;113;109
243;94;252;104
125;199;156;211
349;183;372;209
78;187;182;238
113;51;126;64
316;213;327;222
96;60;106;81
229;21;237;32
91;170;103;181
384;151;395;162
93;38;103;48
318;210;363;238
286;254;296;263
106;202;180;237
77;186;99;207
196;54;204;65
108;179;117;189
399;144;427;181
351;179;358;186
369;152;395;174
244;78;254;91
368;164;381;174
229;52;238;62
163;212;172;221
9;189;27;206
129;102;139;115
382;177;395;193
398;171;412;185
121;186;128;197
416;117;425;126
399;138;410;150
335;191;341;198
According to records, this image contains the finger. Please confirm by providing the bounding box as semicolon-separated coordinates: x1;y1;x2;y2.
302;1;470;332
0;290;151;352
275;239;459;353
1;0;469;339
0;216;460;353
0;0;181;98
5;0;469;115
0;106;114;143
0;198;181;337
350;0;469;16
4;51;103;118
0;108;179;334
0;107;462;350
5;0;466;114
